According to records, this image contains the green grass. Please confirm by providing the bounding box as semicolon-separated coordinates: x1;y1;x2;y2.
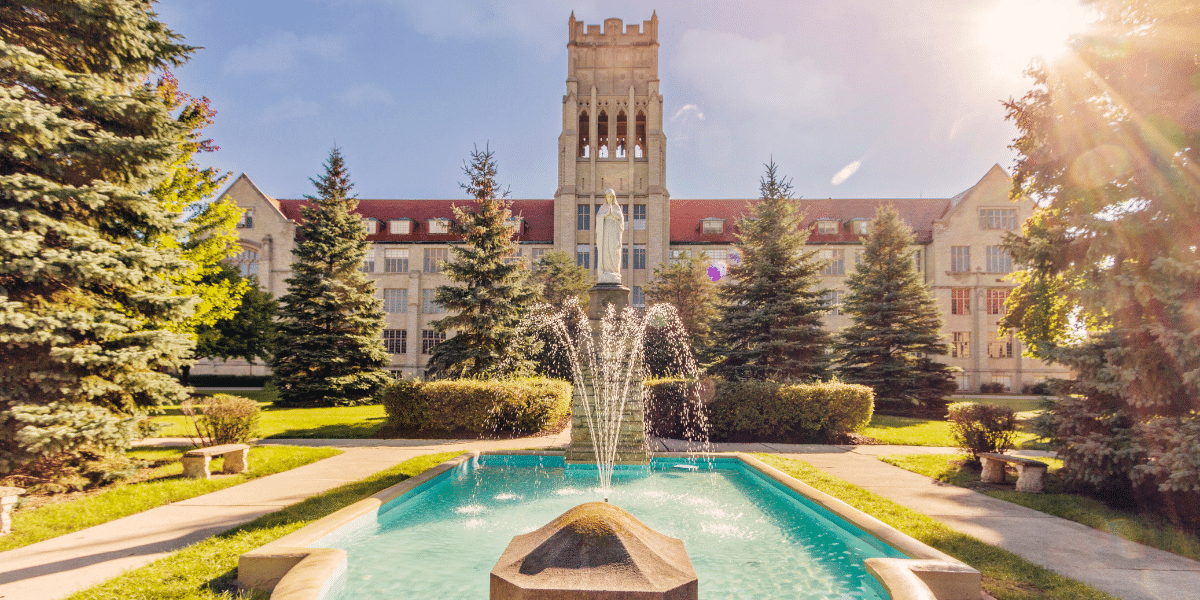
755;454;1116;600
953;395;1045;418
0;445;341;553
65;451;462;600
862;414;1043;448
880;453;1200;564
150;389;388;439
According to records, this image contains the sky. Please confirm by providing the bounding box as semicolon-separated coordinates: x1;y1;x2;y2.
156;0;1094;201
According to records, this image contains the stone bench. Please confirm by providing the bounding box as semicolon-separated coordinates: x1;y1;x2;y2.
1;486;24;535
183;443;251;479
978;452;1048;493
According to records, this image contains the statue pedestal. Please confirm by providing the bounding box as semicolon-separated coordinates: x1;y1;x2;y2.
587;283;630;321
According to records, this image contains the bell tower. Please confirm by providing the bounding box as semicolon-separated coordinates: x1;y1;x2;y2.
555;12;669;290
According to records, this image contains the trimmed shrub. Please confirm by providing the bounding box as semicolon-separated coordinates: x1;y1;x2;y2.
644;378;712;440
947;402;1017;464
181;395;261;446
1021;381;1054;396
707;379;873;443
182;374;271;388
381;378;570;437
979;382;1008;394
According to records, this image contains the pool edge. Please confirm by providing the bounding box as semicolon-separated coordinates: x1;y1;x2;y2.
238;450;980;600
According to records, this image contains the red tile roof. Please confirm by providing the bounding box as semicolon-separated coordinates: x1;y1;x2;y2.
669;198;951;244
276;199;555;244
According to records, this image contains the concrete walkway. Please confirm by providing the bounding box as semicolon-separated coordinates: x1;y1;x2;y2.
0;431;570;600
653;439;1200;600
2;435;1197;600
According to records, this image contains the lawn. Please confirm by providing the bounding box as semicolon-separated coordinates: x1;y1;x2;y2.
863;414;1043;448
65;451;462;600
150;389;387;439
880;453;1200;563
0;445;341;553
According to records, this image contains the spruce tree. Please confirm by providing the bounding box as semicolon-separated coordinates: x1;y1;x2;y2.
834;206;957;413
711;161;830;382
270;147;390;407
426;146;539;379
0;1;198;473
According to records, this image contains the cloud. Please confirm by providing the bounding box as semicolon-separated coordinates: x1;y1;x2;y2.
672;29;843;117
262;97;322;123
223;31;346;76
339;83;395;107
830;161;861;185
672;104;705;123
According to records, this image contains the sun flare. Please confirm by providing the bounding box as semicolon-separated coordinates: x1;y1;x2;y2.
975;0;1094;72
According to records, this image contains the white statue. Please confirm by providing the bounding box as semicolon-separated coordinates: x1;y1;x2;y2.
595;189;624;284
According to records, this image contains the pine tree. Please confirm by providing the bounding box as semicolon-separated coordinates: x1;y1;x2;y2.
1002;0;1200;515
194;265;278;366
426;146;538;379
834;206;957;413
645;252;718;362
270;147;390;407
0;1;198;473
711;161;830;382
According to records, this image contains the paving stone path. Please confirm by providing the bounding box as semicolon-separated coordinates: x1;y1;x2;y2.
1;434;1196;600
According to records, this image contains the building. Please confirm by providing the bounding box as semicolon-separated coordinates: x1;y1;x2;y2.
202;13;1069;391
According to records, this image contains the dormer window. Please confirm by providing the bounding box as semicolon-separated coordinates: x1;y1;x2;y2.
427;218;451;235
850;218;871;235
362;218;378;235
701;218;725;235
816;220;839;235
505;216;525;234
237;208;254;229
390;219;412;235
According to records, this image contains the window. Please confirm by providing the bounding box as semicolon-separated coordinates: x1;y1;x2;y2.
531;248;548;265
361;246;375;273
231;248;258;277
823;290;843;316
423;248;448;273
820;249;845;275
989;332;1013;358
631;286;645;308
633;244;647;270
504;247;523;265
390;219;411;235
701;219;724;234
422;289;441;314
362;217;378;234
950;246;971;272
986;289;1009;315
622;247;628;270
577;204;591;231
505;217;524;234
957;375;971;391
979;208;1018;230
633;204;646;230
383;288;407;313
990;374;1012;391
383;329;406;354
913;249;923;272
851;220;870;235
670;249;688;264
951;288;971;315
578;110;589;158
597;110;609;158
427;219;450;234
952;332;970;358
421;329;445;354
634;111;646;158
985;246;1013;273
615;111;628;158
853;250;863;266
385;248;409;273
817;220;839;235
576;243;591;269
236;208;253;229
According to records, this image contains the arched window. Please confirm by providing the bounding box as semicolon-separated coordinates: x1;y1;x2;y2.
615;111;628;158
231;247;258;278
635;111;647;159
597;110;609;158
578;111;590;158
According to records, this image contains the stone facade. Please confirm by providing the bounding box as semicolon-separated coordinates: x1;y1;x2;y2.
196;13;1069;391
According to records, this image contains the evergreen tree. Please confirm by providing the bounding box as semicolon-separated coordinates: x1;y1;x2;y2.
0;1;198;473
1002;0;1200;515
426;146;538;379
270;148;390;407
834;206;957;413
711;161;830;381
645;252;718;362
194;265;278;366
531;250;592;309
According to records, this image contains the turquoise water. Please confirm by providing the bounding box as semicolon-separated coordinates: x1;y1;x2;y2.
315;455;907;600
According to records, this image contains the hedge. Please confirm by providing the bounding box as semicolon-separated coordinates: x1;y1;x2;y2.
181;374;270;388
647;379;874;443
381;378;571;436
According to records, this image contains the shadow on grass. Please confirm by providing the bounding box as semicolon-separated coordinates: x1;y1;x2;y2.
263;419;387;439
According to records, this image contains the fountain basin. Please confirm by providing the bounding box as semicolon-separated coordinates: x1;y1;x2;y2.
239;451;979;600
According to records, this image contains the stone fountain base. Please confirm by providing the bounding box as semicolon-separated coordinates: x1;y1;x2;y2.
565;377;651;465
491;502;697;600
